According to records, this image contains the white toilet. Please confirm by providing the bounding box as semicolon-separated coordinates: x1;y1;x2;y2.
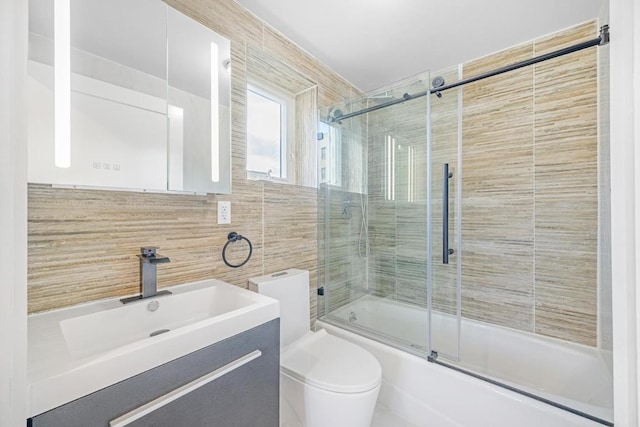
249;269;381;427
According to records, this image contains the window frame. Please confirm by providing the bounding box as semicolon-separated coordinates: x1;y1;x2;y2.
246;81;295;182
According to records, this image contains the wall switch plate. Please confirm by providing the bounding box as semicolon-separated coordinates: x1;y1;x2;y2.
218;201;231;224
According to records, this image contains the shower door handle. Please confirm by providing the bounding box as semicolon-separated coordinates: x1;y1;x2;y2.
443;163;454;264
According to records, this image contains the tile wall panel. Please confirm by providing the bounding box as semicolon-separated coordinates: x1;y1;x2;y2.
320;187;369;317
533;22;598;345
262;183;319;326
459;22;600;344
460;42;536;332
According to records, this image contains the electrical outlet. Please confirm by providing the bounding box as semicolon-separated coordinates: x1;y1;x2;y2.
218;201;231;224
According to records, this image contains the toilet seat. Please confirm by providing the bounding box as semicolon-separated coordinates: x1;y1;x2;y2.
280;329;382;394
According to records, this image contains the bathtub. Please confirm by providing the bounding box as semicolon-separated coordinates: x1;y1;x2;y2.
317;295;613;427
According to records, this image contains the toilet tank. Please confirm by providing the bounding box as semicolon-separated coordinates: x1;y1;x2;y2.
249;269;310;348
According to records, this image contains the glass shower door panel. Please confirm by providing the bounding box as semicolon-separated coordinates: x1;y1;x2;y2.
364;76;432;353
320;100;369;322
428;68;461;361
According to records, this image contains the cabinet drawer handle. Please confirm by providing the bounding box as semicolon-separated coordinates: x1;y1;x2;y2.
109;350;262;427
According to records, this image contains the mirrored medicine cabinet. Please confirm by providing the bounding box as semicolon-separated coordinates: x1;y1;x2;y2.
27;0;231;194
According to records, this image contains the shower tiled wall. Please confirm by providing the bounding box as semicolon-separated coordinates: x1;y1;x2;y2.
317;186;368;318
459;40;537;334
317;99;368;317
365;21;601;346
533;23;599;345
27;0;362;324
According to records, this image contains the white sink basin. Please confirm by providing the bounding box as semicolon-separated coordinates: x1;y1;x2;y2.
60;282;258;359
27;279;279;417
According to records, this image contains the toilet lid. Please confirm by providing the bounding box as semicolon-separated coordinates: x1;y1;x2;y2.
280;329;382;394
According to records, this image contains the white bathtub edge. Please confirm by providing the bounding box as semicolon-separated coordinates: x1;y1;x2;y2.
317;321;607;427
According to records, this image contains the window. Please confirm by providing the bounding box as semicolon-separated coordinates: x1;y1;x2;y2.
317;121;342;187
246;84;293;180
328;126;342;187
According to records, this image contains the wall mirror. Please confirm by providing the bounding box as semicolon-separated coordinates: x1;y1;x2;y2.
27;0;231;194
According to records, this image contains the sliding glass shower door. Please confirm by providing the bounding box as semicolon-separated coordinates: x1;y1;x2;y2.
320;21;612;423
320;73;443;355
424;23;613;422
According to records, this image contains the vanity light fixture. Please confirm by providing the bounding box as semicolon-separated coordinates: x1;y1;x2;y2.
211;42;220;182
54;0;71;168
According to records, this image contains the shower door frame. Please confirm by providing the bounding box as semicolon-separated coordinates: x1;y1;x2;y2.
426;64;464;364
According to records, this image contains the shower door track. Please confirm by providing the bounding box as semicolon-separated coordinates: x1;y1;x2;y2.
329;25;610;123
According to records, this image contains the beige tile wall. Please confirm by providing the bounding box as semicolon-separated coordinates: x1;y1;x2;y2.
459;21;599;346
317;186;369;319
27;0;362;321
460;41;537;333
531;22;598;345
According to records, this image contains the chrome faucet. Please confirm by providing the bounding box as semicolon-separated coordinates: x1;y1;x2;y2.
121;247;171;304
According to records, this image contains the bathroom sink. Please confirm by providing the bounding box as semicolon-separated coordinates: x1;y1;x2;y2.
60;281;258;359
27;279;279;417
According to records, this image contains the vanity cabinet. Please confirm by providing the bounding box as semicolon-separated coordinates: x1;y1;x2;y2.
28;319;279;427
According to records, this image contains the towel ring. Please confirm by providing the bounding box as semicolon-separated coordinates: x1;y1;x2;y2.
222;232;253;268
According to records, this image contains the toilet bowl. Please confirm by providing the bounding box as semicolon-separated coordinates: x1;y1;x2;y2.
249;269;381;427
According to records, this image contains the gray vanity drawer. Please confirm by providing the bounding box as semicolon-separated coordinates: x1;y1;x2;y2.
28;319;279;427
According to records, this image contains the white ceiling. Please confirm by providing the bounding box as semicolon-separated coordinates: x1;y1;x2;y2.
235;0;604;92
